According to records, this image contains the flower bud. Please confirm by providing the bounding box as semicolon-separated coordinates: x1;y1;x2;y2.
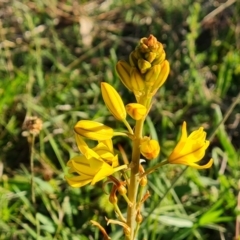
116;61;133;91
74;120;113;141
139;176;147;186
140;137;160;160
101;82;126;121
126;103;147;120
138;59;151;74
129;51;139;67
117;185;127;195
136;212;143;223
130;68;145;101
109;187;118;204
145;52;156;63
151;60;170;95
139;35;158;52
145;64;161;86
152;49;166;65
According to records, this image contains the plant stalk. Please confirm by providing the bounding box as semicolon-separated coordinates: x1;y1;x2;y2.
125;119;144;240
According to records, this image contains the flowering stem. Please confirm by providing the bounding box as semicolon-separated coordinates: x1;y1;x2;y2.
113;203;126;223
29;134;36;204
142;159;168;178
123;119;134;135
126;119;144;240
113;132;130;138
133;222;140;240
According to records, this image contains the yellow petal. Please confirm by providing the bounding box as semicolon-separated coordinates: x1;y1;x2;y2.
99;139;113;153
186;158;213;169
65;175;92;188
168;122;213;169
91;162;115;185
71;157;102;175
74;120;113;141
168;121;187;160
101;82;126;121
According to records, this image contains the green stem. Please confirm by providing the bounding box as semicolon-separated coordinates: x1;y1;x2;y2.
29;134;36;204
142;159;168;178
113;203;126;222
125;119;144;240
133;222;140;240
113;132;131;138
133;184;145;239
123;119;134;135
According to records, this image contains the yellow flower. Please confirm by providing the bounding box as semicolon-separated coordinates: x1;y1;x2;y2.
126;103;147;120
140;137;160;160
74;120;113;141
168;122;213;169
65;136;127;187
101;82;126;121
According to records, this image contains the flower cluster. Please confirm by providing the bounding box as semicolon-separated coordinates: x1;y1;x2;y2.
65;34;213;240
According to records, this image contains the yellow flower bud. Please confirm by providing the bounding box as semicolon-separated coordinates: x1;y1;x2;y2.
117;185;127;195
101;82;126;121
138;59;151;74
74;120;113;141
139;176;147;186
126;103;147;120
130;68;145;101
129;51;139;67
139;35;158;52
116;61;133;91
145;52;156;63
151;60;170;95
136;212;143;223
109;187;118;204
140;137;160;160
152;48;166;65
145;64;161;86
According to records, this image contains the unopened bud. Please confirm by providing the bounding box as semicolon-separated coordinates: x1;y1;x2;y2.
126;103;147;120
117;185;127;195
130;68;145;101
101;82;126;121
116;61;133;91
129;51;139;67
145;64;161;85
140;137;160;160
138;59;151;74
152;49;166;65
140;176;147;187
151;60;170;95
109;193;118;204
145;52;156;63
136;212;143;223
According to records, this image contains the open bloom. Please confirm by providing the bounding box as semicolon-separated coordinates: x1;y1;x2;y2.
168;122;213;169
65;135;127;187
